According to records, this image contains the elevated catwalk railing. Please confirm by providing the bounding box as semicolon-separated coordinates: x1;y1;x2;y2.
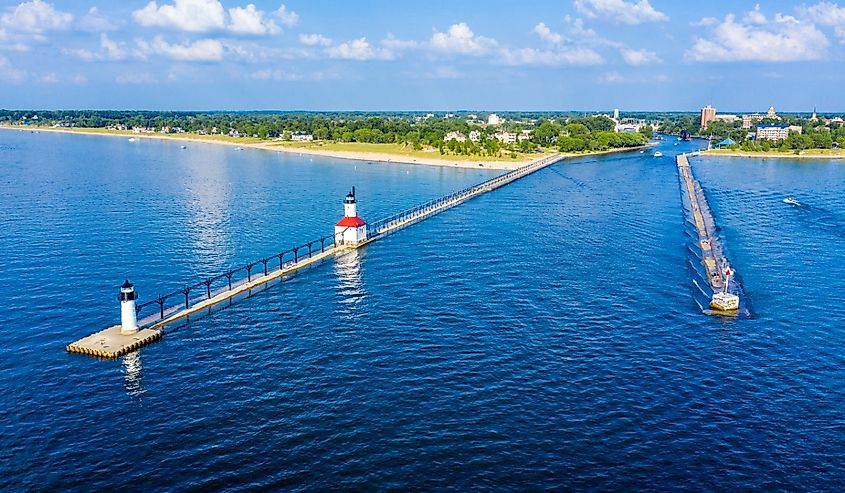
68;153;566;357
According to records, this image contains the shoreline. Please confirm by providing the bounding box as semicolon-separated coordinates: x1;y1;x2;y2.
0;125;655;169
700;149;845;160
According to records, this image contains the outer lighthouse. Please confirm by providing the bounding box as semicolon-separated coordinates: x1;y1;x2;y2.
335;187;368;247
119;279;139;334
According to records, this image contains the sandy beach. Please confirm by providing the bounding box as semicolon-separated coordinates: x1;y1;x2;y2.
1;125;655;169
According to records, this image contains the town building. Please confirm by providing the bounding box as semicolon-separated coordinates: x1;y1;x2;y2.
469;130;481;142
443;131;466;142
756;124;802;141
494;131;517;144
700;105;717;130
291;131;314;142
487;114;502;126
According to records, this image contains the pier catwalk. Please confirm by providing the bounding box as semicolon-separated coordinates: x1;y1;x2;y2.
68;153;565;358
676;154;741;314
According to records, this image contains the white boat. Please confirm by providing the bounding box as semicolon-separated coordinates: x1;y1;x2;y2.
180;145;187;149
710;292;740;312
783;197;800;206
654;151;664;158
127;137;136;142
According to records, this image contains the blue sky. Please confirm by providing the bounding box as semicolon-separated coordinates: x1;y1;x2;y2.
0;0;843;111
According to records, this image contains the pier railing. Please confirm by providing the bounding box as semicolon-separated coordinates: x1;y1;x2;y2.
133;232;338;328
367;154;562;236
132;154;563;330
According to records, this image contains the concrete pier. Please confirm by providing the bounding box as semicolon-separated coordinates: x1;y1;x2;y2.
68;153;566;359
677;154;739;313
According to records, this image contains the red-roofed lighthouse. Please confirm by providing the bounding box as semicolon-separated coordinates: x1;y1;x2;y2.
335;187;368;247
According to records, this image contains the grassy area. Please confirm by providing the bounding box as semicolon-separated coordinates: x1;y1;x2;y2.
267;140;544;162
706;148;845;157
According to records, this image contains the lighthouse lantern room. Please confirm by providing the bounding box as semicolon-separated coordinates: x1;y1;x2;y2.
119;279;139;335
335;187;368;247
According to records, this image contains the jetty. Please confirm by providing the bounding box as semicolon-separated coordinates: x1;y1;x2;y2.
676;154;740;314
68;153;565;358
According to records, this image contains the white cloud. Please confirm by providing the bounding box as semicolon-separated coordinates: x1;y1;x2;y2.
133;0;226;32
0;0;73;34
534;22;564;44
799;2;845;40
499;47;604;65
136;35;224;61
430;22;497;55
0;54;26;82
40;72;57;83
228;4;280;35
275;4;298;28
299;33;332;46
382;33;418;50
620;48;662;65
78;7;119;32
599;71;624;83
66;33;128;61
686;6;829;62
574;0;668;25
744;4;767;25
326;37;393;61
134;1;294;35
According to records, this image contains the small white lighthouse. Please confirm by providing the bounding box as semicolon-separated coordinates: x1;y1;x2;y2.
334;187;368;248
119;279;139;334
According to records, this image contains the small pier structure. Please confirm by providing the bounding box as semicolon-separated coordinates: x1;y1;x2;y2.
676;154;740;314
68;154;565;358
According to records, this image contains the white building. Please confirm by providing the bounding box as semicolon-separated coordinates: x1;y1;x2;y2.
494;132;517;144
756;124;801;141
469;130;481;142
443;131;466;142
487;114;502;125
518;129;532;142
291;131;314;142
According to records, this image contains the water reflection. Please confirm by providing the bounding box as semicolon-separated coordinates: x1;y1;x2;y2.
182;147;234;273
122;351;145;397
334;249;367;305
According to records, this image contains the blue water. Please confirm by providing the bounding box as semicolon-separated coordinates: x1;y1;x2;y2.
1;131;843;491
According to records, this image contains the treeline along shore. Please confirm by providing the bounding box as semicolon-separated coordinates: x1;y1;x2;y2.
0;110;653;168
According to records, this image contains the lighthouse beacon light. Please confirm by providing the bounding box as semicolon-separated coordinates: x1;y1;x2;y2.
334;186;368;248
119;279;139;335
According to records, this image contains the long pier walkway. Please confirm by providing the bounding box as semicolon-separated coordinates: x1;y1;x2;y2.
676;154;741;314
68;153;565;358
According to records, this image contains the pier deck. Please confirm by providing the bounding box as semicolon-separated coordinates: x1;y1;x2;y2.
69;153;565;359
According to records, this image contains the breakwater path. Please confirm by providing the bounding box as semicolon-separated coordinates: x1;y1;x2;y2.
68;153;565;358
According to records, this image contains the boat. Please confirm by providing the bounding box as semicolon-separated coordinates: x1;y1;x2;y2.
709;266;739;313
679;129;691;142
654;151;664;158
783;197;800;206
127;137;136;142
180;145;187;149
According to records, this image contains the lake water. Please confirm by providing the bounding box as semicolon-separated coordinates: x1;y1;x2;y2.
1;130;842;491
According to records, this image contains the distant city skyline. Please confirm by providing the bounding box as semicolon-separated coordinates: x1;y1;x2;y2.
1;0;845;111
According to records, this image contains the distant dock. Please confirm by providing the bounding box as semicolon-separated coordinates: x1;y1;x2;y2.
68;154;565;359
676;154;741;314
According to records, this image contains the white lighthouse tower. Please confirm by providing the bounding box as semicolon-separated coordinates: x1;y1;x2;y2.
119;279;139;335
334;187;368;248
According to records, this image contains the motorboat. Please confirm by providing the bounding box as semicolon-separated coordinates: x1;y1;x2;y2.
127;137;136;142
783;197;800;206
654;151;664;158
180;145;187;149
